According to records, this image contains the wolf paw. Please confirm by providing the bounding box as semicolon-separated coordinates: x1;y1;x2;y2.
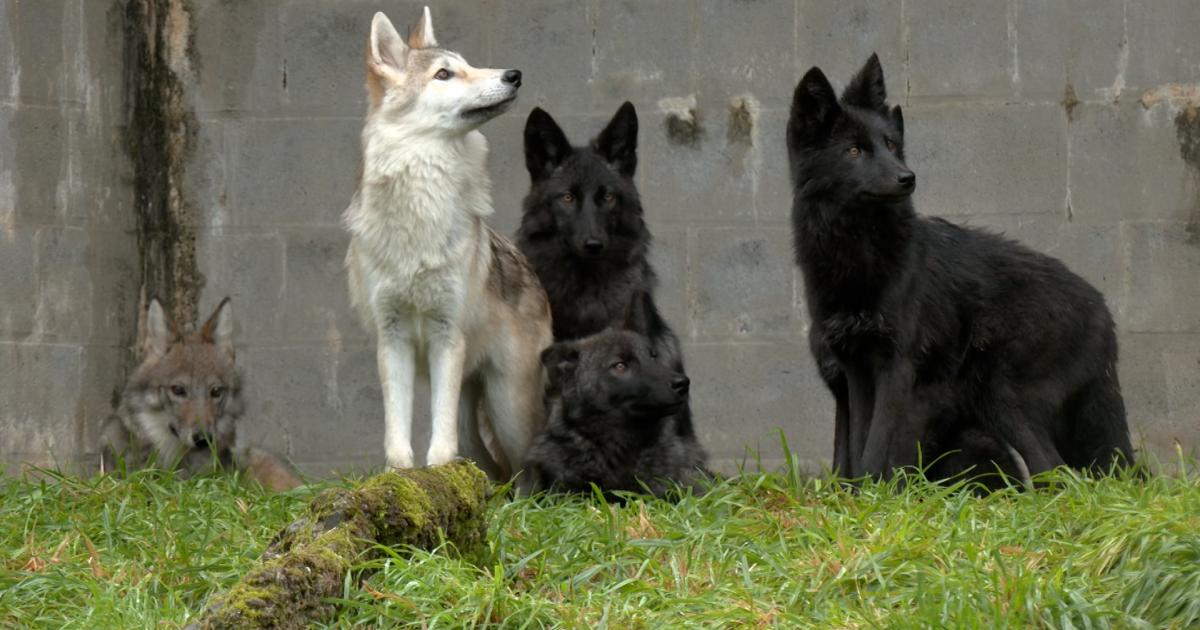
425;444;460;467
385;446;415;470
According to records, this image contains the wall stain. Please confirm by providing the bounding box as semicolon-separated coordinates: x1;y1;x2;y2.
1061;83;1080;122
727;97;754;146
1175;102;1200;244
123;0;204;329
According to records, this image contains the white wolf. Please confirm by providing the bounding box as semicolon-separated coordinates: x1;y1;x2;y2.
343;8;552;482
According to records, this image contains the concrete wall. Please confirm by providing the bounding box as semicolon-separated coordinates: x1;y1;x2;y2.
0;1;137;473
2;0;1198;476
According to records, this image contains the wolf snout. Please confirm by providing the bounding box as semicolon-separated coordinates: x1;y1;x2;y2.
671;375;690;395
502;69;522;87
583;238;605;255
186;429;213;449
897;171;916;188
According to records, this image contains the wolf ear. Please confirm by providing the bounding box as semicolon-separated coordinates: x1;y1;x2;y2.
842;53;888;111
891;104;904;136
592;101;638;177
200;297;235;360
143;298;173;360
788;66;841;146
369;12;409;77
407;6;437;49
525;108;573;181
620;291;656;336
541;342;580;384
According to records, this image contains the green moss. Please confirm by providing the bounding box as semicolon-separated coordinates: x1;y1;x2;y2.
190;461;491;629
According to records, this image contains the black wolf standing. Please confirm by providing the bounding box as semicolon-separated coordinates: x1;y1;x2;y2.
518;102;695;438
787;54;1134;483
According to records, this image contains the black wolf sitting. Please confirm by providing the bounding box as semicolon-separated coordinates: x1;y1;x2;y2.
787;54;1134;485
525;295;709;499
517;102;696;440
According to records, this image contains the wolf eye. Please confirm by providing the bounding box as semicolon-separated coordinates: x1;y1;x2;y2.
434;68;452;81
560;192;575;204
209;386;225;399
170;385;187;397
602;192;616;204
611;361;628;373
886;139;897;152
848;146;862;158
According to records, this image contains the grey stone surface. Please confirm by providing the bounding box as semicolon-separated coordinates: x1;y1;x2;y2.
1120;222;1200;334
689;227;800;341
906;0;1015;100
795;0;905;103
686;340;832;473
1;0;1199;476
906;102;1067;218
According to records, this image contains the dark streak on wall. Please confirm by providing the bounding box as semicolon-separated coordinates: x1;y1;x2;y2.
123;0;204;329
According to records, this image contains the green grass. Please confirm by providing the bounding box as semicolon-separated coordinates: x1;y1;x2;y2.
2;461;1198;629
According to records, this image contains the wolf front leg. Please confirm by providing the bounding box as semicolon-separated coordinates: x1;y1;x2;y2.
858;363;925;481
426;327;468;466
377;328;417;469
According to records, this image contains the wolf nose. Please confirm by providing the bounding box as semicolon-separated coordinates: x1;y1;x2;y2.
583;239;605;254
671;376;690;395
502;69;522;87
191;431;212;448
897;171;916;187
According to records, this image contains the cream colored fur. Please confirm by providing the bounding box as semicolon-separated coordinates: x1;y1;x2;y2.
344;9;551;481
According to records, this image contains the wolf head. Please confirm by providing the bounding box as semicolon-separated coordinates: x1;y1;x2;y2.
365;8;521;133
520;102;647;262
787;54;915;205
125;298;243;463
542;293;689;421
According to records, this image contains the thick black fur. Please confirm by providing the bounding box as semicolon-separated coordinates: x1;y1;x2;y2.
787;54;1134;486
518;102;695;439
525;294;710;500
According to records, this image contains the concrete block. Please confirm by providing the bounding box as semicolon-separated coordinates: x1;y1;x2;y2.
1163;340;1200;459
238;346;385;464
33;226;92;344
195;230;286;344
6;0;79;107
906;0;1014;100
1068;100;1195;225
224;117;360;228
192;0;284;115
693;0;796;111
1014;0;1126;100
1120;222;1200;334
79;344;131;462
752;106;795;225
482;109;542;236
688;227;800;340
1126;0;1200;89
906;102;1067;218
647;224;689;337
685;340;832;474
0;226;36;339
795;0;906;102
591;0;696;111
0;2;15;103
491;0;593;114
280;227;368;348
0;342;83;472
186;119;229;227
84;228;138;347
638;100;757;225
1118;332;1200;464
7;106;71;225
